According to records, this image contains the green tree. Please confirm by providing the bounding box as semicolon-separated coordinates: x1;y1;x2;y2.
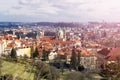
77;50;82;71
70;49;77;70
33;47;39;58
10;48;17;59
77;51;81;66
42;49;49;61
30;45;34;58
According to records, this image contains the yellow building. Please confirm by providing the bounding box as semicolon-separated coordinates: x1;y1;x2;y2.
16;48;31;57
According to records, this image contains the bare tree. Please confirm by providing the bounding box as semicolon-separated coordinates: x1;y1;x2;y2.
34;61;60;80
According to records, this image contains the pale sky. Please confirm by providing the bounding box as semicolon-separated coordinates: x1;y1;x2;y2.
0;0;120;22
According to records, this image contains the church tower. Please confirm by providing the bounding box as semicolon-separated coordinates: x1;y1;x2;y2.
63;28;66;41
57;28;66;41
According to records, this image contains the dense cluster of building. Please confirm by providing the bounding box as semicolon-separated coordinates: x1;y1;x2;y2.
0;22;120;70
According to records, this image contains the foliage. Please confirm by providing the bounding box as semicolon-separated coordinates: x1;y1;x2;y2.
23;54;28;61
15;76;23;80
0;74;25;80
10;48;17;59
30;45;34;58
1;60;34;80
0;74;13;80
100;62;120;79
34;61;60;80
48;66;60;80
77;50;81;71
70;49;77;70
34;61;50;80
33;47;39;58
64;72;85;80
42;49;50;61
77;51;80;66
65;71;100;80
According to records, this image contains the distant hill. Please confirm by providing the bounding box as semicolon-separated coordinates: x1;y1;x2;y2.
0;22;120;28
29;22;84;27
0;22;84;28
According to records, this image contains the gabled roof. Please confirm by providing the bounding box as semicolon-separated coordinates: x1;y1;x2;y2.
97;48;110;56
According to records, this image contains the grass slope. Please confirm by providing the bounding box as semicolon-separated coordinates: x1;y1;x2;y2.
1;60;34;80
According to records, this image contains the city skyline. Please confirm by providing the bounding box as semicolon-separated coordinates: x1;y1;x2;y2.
0;0;120;22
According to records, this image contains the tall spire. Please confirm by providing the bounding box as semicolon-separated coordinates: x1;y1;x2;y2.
63;28;66;41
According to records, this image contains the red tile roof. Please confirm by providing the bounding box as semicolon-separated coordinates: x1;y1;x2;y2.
107;48;120;61
98;48;110;56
